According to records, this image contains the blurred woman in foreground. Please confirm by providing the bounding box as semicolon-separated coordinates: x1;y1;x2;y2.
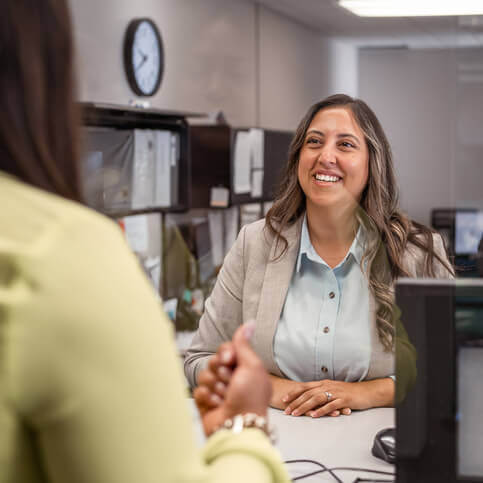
0;1;289;482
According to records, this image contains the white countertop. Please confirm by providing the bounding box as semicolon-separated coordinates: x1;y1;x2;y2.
188;399;395;482
270;406;395;482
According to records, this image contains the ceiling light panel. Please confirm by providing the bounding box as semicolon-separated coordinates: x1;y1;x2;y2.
339;0;483;17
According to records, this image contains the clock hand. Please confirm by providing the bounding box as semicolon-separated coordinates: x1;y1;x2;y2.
134;46;149;70
135;53;148;71
136;46;147;58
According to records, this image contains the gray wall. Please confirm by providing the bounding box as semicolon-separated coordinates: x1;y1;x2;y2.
69;0;329;130
359;47;483;225
258;7;328;129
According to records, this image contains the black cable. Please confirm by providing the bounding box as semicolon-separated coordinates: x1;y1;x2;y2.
284;459;395;482
353;479;394;483
295;468;394;482
331;467;394;476
284;459;343;483
292;468;329;481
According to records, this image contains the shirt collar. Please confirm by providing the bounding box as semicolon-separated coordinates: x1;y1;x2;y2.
296;214;366;272
349;225;365;266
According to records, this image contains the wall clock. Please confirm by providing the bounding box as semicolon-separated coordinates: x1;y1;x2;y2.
123;18;164;97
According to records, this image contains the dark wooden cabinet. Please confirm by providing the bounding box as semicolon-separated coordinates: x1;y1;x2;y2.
189;124;293;209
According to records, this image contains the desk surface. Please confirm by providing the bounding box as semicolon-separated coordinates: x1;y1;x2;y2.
270;407;395;482
189;400;395;482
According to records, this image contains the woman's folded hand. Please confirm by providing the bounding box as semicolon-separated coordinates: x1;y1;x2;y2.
282;380;358;418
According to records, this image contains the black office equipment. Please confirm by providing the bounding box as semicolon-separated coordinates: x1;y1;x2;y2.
431;208;455;252
395;278;483;483
372;428;396;464
431;208;482;276
454;210;483;256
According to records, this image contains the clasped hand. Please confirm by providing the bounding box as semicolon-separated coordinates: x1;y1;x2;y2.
193;322;272;436
281;380;363;418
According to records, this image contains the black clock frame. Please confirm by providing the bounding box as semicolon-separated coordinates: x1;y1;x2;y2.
123;18;164;97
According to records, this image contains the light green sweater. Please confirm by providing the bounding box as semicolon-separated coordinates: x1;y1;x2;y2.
0;172;289;483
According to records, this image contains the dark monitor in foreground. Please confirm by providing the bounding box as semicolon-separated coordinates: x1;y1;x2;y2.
396;278;483;483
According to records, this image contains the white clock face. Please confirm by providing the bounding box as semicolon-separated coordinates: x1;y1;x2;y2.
131;21;161;95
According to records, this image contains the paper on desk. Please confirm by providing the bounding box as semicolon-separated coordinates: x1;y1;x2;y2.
123;214;149;253
208;209;224;267
233;131;251;194
249;128;264;169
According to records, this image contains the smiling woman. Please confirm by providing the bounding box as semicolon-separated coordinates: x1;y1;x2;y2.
185;94;455;419
297;106;369;224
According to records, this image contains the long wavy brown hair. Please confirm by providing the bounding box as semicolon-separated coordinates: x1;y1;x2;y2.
266;94;454;350
0;0;82;201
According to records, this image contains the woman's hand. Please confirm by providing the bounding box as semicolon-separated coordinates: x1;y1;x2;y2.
269;376;350;417
283;380;360;417
283;378;394;418
194;322;272;436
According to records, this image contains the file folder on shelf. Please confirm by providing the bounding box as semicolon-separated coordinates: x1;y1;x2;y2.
154;130;171;207
132;129;155;209
170;132;180;207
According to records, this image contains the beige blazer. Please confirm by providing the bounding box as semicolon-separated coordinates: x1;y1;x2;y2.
184;216;452;388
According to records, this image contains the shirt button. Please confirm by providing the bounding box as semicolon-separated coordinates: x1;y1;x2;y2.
323;326;330;334
329;291;335;299
321;366;328;373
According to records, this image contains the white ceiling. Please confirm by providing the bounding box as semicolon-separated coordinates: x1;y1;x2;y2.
256;0;483;48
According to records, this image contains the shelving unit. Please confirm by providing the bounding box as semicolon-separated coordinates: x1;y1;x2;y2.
188;124;293;209
80;101;201;215
79;102;205;301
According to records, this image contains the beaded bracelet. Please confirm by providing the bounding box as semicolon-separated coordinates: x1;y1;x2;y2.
216;413;276;444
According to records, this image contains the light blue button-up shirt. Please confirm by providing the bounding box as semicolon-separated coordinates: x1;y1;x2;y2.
273;215;372;383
